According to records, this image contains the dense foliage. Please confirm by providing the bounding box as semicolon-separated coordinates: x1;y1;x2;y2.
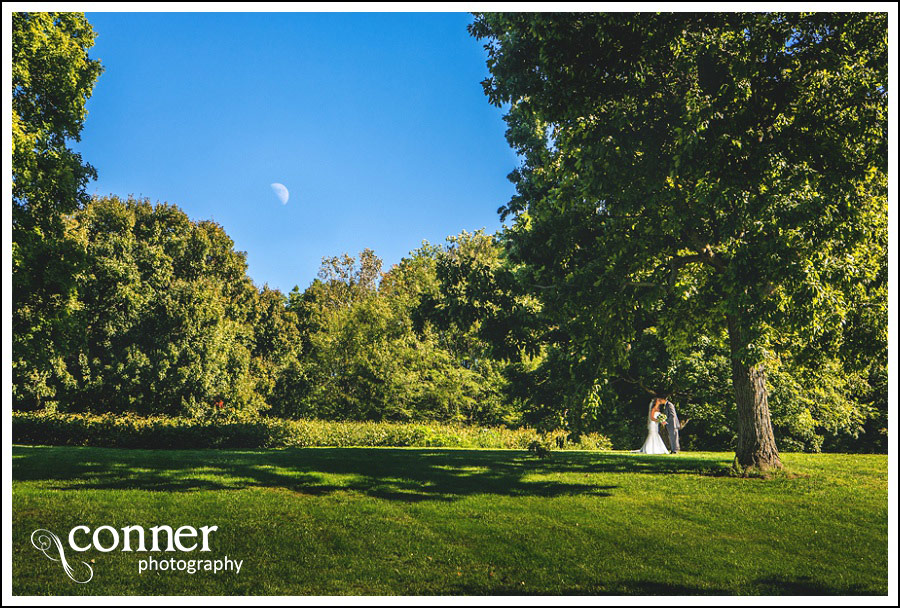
21;195;516;426
11;12;886;455
13;12;103;410
12;411;612;451
467;13;887;466
60;197;269;416
284;241;514;423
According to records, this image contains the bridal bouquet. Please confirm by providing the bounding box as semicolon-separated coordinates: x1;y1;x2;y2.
656;414;667;424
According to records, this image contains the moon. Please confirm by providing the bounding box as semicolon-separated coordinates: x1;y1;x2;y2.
270;183;289;205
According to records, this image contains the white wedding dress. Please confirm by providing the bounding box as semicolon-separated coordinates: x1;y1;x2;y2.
634;411;669;454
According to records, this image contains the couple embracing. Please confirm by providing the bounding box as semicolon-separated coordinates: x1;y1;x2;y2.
634;397;681;455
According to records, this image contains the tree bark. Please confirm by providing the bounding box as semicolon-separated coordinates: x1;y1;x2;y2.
727;314;782;472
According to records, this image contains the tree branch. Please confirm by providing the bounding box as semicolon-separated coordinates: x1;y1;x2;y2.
617;375;659;396
685;232;727;272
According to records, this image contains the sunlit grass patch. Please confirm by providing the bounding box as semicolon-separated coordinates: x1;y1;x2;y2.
12;447;887;595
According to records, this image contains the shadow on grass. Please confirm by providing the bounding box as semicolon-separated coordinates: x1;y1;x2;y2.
451;577;880;595
12;447;730;502
750;575;879;595
451;581;729;595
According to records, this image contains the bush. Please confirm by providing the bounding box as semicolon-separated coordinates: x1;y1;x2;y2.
12;411;613;451
527;439;552;459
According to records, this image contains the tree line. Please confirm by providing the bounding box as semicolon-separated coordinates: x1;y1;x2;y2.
13;12;887;460
13;193;886;453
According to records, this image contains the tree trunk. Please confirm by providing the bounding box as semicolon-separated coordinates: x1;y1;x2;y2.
727;315;782;472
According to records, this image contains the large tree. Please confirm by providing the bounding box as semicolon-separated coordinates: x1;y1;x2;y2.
57;196;268;417
285;246;512;423
13;12;103;407
470;12;887;471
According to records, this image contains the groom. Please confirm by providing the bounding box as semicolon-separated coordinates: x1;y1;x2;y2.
661;398;680;454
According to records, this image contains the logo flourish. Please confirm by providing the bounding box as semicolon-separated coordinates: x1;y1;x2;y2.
31;529;93;583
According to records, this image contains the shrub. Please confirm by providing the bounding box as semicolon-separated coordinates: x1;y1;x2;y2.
12;411;613;451
527;439;552;459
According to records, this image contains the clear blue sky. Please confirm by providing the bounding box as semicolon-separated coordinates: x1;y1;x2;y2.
74;12;518;293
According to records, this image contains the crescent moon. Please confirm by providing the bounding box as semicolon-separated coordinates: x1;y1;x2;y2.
270;183;289;205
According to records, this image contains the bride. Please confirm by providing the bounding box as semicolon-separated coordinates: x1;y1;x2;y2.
633;397;669;454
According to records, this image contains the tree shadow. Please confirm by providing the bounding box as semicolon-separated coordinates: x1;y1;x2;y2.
12;447;730;502
448;581;729;595
451;577;882;595
751;575;880;595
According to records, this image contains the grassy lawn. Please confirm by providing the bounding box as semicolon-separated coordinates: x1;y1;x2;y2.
12;446;888;595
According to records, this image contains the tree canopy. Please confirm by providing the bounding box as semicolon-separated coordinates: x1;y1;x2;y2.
10;11;886;457
13;12;104;409
469;12;887;470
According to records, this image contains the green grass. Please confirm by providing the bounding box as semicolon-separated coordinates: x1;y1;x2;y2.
12;446;887;595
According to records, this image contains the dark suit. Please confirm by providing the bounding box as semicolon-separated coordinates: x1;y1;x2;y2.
664;401;680;453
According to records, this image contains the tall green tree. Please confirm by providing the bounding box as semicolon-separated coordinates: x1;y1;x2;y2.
62;196;266;417
12;12;103;408
470;12;887;471
280;245;513;424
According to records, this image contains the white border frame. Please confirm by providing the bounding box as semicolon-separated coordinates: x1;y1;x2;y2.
2;3;897;605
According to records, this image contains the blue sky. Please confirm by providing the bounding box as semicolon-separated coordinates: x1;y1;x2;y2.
75;12;518;292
